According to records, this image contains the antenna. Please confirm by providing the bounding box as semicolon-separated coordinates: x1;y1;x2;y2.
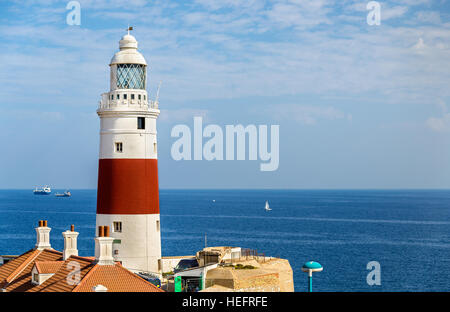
204;233;207;248
155;80;162;104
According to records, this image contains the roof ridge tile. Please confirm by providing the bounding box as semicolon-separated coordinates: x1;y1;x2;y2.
5;249;41;283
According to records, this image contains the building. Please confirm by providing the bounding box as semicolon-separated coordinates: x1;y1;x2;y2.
95;32;162;275
162;247;294;292
0;221;163;292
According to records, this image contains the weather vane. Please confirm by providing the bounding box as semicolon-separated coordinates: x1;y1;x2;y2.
127;25;133;35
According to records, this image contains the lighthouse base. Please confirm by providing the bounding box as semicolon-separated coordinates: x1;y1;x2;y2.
95;213;162;275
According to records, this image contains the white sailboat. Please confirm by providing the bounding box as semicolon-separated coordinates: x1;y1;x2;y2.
265;201;272;211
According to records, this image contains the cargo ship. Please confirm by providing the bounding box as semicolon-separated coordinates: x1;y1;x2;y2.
55;190;71;197
33;186;51;195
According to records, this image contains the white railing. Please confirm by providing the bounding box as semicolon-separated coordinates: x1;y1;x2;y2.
98;99;158;110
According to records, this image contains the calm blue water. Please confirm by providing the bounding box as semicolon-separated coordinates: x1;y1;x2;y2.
0;189;449;292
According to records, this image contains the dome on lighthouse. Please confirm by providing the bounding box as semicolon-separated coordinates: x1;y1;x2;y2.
119;34;138;49
110;33;147;66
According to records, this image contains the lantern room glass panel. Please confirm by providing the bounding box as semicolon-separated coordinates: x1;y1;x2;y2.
116;64;146;89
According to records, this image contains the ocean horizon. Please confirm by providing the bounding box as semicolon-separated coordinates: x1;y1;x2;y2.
1;189;449;292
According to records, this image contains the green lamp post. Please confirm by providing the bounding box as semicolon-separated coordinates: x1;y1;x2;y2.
302;261;323;292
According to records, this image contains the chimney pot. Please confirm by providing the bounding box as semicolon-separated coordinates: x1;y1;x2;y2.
95;227;114;265
35;221;51;250
104;226;110;237
98;226;104;237
63;225;79;260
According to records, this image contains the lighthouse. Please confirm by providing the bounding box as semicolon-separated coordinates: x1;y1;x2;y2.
95;31;161;275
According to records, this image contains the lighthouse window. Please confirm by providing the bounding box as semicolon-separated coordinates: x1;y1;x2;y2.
113;222;122;233
137;117;145;130
156;220;160;232
115;142;123;153
123;94;127;100
131;94;135;100
138;94;141;100
117;94;120;100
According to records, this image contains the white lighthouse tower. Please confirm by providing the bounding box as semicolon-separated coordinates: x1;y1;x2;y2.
95;31;162;275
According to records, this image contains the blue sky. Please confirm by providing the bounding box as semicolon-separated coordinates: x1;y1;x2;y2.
0;0;450;189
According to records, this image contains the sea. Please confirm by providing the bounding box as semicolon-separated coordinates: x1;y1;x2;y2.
0;189;449;292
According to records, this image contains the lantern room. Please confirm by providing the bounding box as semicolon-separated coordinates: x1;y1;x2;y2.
109;34;147;91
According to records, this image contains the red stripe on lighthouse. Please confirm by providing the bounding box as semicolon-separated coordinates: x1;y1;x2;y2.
96;159;160;215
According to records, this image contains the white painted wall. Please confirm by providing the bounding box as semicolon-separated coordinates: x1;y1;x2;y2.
99;132;157;159
98;110;159;159
96;214;162;275
31;266;54;285
62;230;79;260
35;226;51;250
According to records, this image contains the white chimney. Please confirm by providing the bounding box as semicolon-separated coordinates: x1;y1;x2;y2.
35;220;51;250
92;284;108;292
95;226;114;265
62;224;79;260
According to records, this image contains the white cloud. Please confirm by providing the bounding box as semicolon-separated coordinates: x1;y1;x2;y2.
426;100;450;132
426;116;450;132
194;0;263;11
0;109;64;121
396;0;431;5
1;0;450;109
159;108;210;123
382;5;409;21
266;0;332;29
269;104;350;125
415;11;442;24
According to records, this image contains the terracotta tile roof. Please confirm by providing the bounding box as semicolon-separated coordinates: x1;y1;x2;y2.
29;256;95;292
0;249;37;286
34;261;64;274
0;249;62;292
73;263;164;292
29;255;163;292
2;249;163;292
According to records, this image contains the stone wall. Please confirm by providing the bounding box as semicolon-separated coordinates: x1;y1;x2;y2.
203;258;294;292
